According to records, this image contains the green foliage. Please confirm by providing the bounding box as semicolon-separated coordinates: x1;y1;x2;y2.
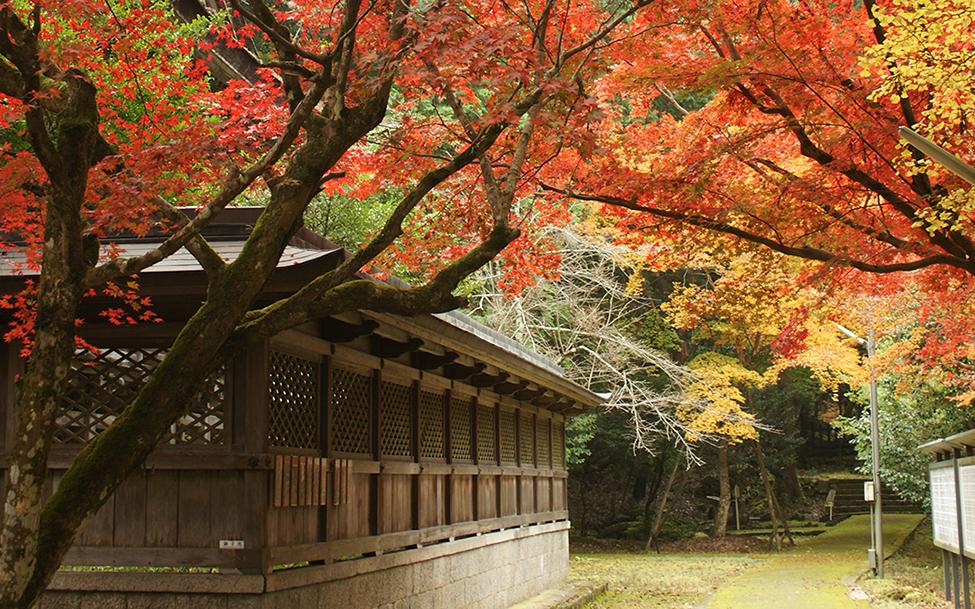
567;411;598;466
835;375;975;505
305;192;401;251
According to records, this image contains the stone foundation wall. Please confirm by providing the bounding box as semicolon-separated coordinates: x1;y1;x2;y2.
41;522;569;609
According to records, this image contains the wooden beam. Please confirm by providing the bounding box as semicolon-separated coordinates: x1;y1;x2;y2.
370;335;423;359
513;386;545;401
442;362;486;380
532;393;557;407
320;318;378;343
494;380;529;395
468;371;509;388
410;350;458;370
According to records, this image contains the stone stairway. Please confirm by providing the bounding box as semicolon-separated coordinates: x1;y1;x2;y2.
828;478;924;520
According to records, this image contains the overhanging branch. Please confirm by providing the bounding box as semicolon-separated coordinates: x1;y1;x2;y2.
541;184;972;274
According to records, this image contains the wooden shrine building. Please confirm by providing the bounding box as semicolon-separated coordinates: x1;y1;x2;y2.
0;208;600;609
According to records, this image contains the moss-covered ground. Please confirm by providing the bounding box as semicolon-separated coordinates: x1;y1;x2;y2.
860;518;950;609
572;513;926;609
570;552;759;609
706;513;923;609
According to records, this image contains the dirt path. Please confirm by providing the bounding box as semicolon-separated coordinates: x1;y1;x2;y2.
706;514;925;609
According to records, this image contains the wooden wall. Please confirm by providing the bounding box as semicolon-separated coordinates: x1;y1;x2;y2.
0;325;572;574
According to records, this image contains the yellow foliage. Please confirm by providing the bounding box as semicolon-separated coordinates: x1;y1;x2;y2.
861;0;975;235
766;324;865;389
680;352;762;444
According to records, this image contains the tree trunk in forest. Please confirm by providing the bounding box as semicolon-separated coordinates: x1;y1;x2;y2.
753;438;794;550
753;439;781;550
641;458;665;536
782;460;804;504
713;441;731;538
646;453;682;552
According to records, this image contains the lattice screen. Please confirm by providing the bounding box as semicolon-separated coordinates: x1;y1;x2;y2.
419;389;445;460
499;409;517;465
450;395;473;462
57;348;227;446
536;418;551;467
331;367;373;456
168;366;227;445
381;380;413;458
553;421;565;469
519;413;535;467
268;351;320;450
476;406;496;464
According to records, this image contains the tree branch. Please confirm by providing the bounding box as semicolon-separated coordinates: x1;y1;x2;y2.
83;63;336;288
541;184;974;274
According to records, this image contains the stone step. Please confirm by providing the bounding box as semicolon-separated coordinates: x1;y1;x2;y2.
509;580;608;609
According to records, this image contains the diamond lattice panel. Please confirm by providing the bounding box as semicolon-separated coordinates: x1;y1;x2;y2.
268;351;320;450
519;413;535;467
450;396;473;462
57;348;228;446
499;409;517;465
58;348;167;444
553;422;565;469
536;418;550;467
419;389;445;460
381;381;412;458
167;365;227;445
477;406;496;463
331;367;372;456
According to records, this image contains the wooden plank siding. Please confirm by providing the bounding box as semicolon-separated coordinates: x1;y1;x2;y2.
0;325;572;574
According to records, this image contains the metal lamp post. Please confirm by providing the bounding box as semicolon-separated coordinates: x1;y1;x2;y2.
837;324;884;578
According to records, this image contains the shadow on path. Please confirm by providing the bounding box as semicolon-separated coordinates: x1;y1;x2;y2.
706;513;925;609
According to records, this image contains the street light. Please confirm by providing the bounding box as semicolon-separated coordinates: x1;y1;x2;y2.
836;323;884;578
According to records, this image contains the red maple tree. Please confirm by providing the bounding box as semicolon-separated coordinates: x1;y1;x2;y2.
0;1;655;606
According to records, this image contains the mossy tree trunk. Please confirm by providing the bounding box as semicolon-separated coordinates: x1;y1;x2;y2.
0;1;611;606
0;54;107;608
713;441;732;538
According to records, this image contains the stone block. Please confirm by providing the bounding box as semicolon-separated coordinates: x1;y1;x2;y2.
125;593;175;609
174;594;229;609
79;592;126;609
440;581;465;608
38;592;82;609
413;557;449;593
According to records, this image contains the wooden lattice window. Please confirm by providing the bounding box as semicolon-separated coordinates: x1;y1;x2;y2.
330;366;373;456
499;409;517;465
419;389;445;460
380;380;412;458
449;395;473;462
476;405;496;464
167;366;227;445
57;348;227;446
519;412;535;467
268;351;320;450
536;418;551;468
553;421;565;469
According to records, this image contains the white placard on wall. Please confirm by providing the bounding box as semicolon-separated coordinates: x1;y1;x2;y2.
931;465;959;551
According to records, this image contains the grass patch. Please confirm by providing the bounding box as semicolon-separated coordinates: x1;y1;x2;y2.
570;552;760;609
860;518;949;609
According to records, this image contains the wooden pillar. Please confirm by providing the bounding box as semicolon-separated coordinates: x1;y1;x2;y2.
410;380;421;532
370;370;381;537
238;340;271;574
444;388;453;524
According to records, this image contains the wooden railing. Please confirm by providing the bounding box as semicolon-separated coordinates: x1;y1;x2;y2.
35;450;566;573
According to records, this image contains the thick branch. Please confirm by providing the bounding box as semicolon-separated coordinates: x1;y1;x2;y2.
233;223;520;343
542;184;973;274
